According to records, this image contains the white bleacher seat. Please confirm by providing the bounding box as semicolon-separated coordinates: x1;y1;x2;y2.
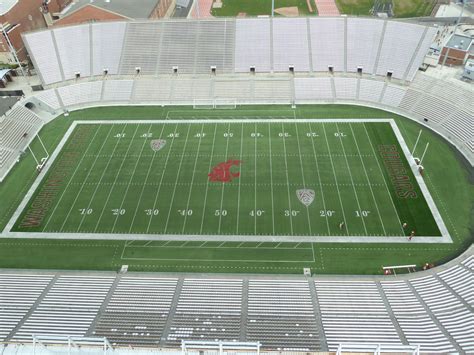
412;95;456;124
214;79;252;101
23;30;63;85
102;80;134;102
195;19;235;74
0;274;53;342
316;280;401;350
92;22;127;76
34;89;61;111
57;81;103;107
309;18;345;72
94;277;178;345
294;77;333;101
376;22;426;80
358;79;384;103
441;110;473;143
254;79;292;102
235;18;271;73
346;18;384;75
54;24;91;80
166;279;242;345
119;22;162;75
334;77;357;100
13;276;115;341
382;84;407;108
247;279;320;351
132;79;172;102
272;18;310;72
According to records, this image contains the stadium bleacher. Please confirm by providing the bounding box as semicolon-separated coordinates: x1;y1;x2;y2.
23;18;435;83
0;249;472;351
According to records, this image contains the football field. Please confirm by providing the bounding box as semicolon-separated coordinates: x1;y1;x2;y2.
10;119;443;242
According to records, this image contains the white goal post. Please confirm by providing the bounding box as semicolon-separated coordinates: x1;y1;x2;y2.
193;99;237;110
182;340;260;355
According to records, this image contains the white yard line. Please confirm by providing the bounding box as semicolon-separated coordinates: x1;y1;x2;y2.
349;123;387;236
307;122;330;234
128;124;166;233
280;122;294;235
218;122;232;234
267;123;276;235
92;125;140;233
163;124;192;233
236;123;244;234
199;121;217;234
321;123;349;235
59;125;120;232
294;122;313;235
42;124;103;231
362;124;404;236
145;124;180;234
254;122;257;235
199;123;218;234
182;124;205;233
111;124;153;233
334;122;368;235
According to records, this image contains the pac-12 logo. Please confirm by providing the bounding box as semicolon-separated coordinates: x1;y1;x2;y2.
208;160;242;183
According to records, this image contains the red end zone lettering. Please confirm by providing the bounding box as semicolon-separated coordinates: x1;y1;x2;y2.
378;144;417;199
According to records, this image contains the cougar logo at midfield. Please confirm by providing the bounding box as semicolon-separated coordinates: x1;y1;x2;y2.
208;159;242;183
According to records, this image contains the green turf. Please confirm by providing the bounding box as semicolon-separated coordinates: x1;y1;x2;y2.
0;105;472;275
12;120;439;238
212;0;315;16
335;0;435;17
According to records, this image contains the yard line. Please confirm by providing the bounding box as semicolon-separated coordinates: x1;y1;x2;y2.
254;122;257;235
307;123;331;235
163;124;192;233
182;123;205;233
280;122;294;235
128;124;166;233
321;123;349;235
294;122;313;235
236;123;244;234
58;124;119;232
348;123;386;236
42;124;104;231
145;123;180;233
92;125;140;232
363;123;405;236
199;123;218;234
111;123;153;233
218;122;232;234
334;122;368;235
267;123;275;235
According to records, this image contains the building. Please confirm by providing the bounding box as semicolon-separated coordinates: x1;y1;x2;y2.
54;0;175;26
0;0;72;64
462;59;474;80
439;33;474;66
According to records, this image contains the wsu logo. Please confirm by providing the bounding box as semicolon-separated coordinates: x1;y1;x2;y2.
208;159;242;183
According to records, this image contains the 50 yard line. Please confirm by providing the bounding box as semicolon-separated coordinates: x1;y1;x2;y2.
218;122;232;234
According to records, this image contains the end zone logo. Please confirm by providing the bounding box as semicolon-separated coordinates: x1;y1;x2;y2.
208;159;242;183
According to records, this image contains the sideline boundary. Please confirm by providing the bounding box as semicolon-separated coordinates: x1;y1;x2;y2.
3;119;451;244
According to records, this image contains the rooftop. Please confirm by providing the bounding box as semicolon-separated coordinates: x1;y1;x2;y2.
445;34;473;51
62;0;160;19
0;0;17;16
